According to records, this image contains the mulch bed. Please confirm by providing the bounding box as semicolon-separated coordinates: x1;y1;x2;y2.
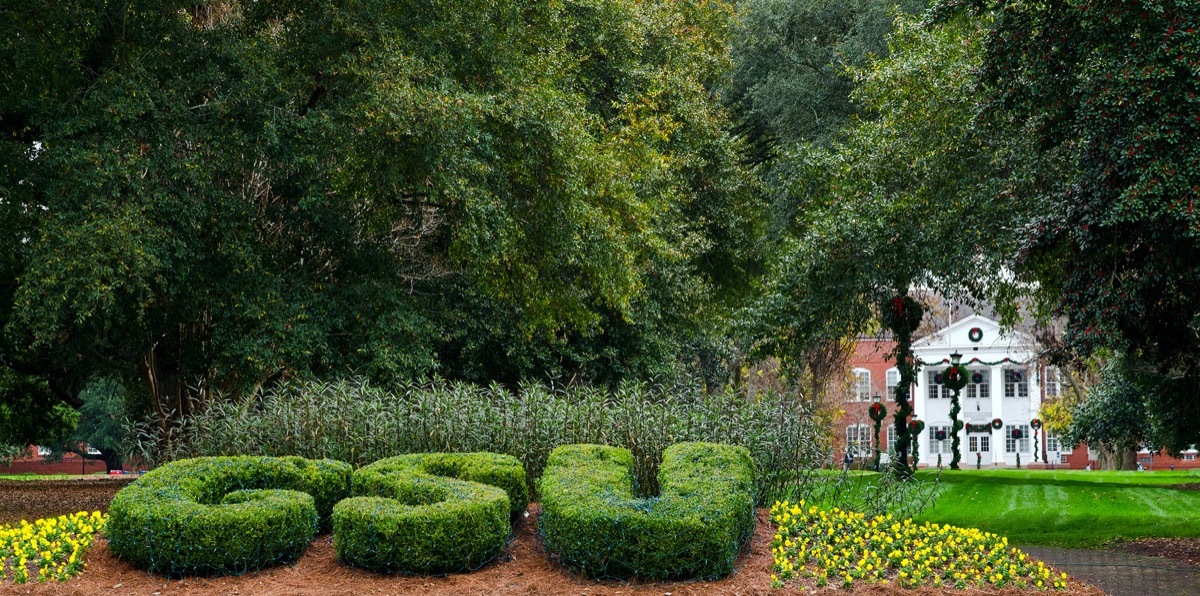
0;477;135;525
1108;537;1200;567
0;480;1102;595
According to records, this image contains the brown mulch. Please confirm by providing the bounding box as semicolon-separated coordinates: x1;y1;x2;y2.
0;478;134;525
1108;537;1200;567
1;504;1103;596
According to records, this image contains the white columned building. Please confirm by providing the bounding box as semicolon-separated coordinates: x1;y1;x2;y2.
911;315;1041;467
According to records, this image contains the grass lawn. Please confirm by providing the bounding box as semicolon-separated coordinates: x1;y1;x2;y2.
0;473;106;480
913;468;1200;548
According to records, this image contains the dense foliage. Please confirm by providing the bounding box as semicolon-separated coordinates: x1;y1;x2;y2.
106;456;352;574
933;0;1200;449
334;453;525;573
0;0;761;445
1063;357;1152;465
131;378;828;502
538;442;756;579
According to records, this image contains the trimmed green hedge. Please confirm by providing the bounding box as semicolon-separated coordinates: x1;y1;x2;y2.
538;442;756;579
107;456;352;575
333;452;528;573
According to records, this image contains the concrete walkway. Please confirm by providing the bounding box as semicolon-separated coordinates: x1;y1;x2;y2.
1023;546;1200;596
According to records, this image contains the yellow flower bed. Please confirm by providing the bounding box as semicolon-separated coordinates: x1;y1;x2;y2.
771;501;1068;591
0;511;105;584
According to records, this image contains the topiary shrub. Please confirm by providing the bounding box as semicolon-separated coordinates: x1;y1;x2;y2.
107;456;352;575
333;452;528;573
538;442;756;580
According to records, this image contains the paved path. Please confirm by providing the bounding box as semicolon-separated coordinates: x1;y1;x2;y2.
1023;546;1200;596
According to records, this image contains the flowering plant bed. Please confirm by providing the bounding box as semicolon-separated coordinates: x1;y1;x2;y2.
770;501;1069;591
0;511;105;583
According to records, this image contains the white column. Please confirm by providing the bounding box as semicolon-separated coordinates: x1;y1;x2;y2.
991;364;1004;465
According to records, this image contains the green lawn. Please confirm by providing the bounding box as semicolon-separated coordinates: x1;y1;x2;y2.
0;473;105;480
912;469;1200;548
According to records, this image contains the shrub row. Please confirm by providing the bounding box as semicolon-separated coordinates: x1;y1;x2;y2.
106;456;352;575
111;444;753;580
333;452;527;573
538;442;757;579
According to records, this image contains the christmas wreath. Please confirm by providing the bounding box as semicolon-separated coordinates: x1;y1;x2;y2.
991;418;1003;430
1011;428;1023;439
868;402;888;422
941;364;970;391
971;372;984;384
968;327;984;343
1030;418;1042;430
908;419;926;434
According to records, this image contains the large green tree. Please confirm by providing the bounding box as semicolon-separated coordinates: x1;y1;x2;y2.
934;0;1200;451
0;0;760;449
746;11;1044;474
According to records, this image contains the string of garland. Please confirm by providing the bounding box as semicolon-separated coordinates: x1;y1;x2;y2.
881;295;924;479
868;403;887;472
918;357;1031;366
941;364;969;469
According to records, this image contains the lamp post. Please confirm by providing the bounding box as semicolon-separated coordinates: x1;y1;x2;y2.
946;351;967;469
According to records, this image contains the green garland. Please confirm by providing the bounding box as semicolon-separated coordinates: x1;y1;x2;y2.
869;403;887;472
942;364;969;470
882;295;924;479
919;357;1029;366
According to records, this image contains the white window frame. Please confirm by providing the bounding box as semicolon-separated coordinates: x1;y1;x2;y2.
927;370;944;399
885;369;899;402
1045;366;1062;398
886;425;897;453
36;446;52;457
846;424;872;458
929;425;952;454
1046;434;1060;453
1005;425;1031;453
979;435;990;452
1004;368;1029;398
853;369;871;402
966;369;989;399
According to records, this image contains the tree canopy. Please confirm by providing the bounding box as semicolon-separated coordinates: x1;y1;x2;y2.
0;0;761;444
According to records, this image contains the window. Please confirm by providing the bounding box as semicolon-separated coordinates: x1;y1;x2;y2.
887;426;897;453
1046;434;1060;453
968;435;991;452
1005;425;1032;453
846;424;872;458
966;370;989;399
929;426;952;454
1004;369;1029;398
886;370;899;401
853;370;871;402
1185;453;1197;461
927;371;944;399
86;445;101;456
36;446;51;457
1045;367;1063;398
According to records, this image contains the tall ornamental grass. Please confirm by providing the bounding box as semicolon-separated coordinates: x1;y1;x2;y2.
128;379;830;503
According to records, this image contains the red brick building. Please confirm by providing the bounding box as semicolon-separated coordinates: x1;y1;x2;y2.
838;316;1200;470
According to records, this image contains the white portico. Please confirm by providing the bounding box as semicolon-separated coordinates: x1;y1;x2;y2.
911;315;1041;467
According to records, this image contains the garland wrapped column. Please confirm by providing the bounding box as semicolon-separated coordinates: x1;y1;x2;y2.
881;295;924;478
869;403;888;471
908;419;926;468
941;361;970;470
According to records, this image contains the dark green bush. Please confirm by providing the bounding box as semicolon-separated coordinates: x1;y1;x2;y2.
333;452;526;573
107;456;352;575
538;442;756;580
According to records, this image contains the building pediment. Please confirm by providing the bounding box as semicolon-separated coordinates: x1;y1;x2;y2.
912;315;1035;363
